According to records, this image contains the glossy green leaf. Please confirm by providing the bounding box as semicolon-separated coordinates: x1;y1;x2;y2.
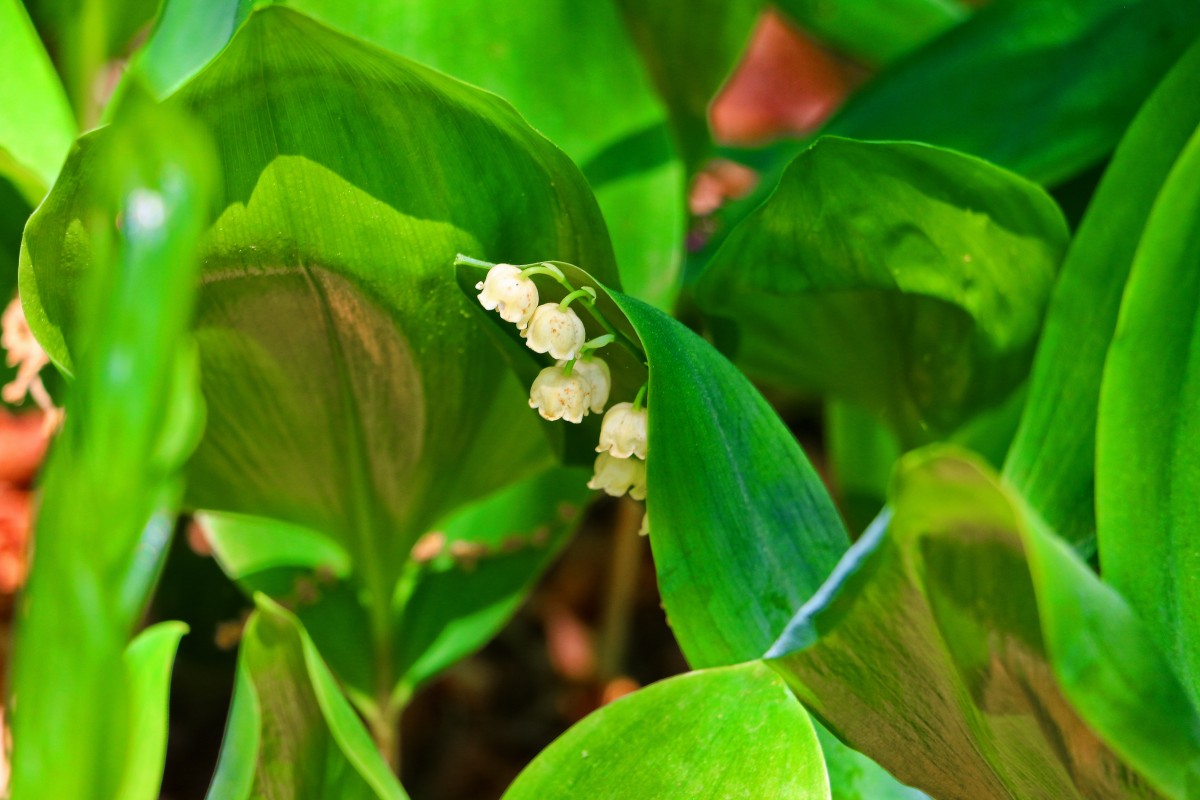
128;0;684;307
0;0;76;202
1096;124;1200;702
207;597;409;799
22;7;617;726
612;0;763;171
504;661;829;799
768;449;1200;800
117;622;188;800
775;0;966;65
10;95;216;800
697;137;1066;447
822;0;1200;185
611;291;849;668
1005;39;1200;548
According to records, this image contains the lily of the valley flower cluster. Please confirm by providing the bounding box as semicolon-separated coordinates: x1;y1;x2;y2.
476;262;649;514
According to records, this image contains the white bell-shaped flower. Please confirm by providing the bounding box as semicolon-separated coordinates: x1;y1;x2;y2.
475;263;539;329
567;356;610;414
522;303;586;360
529;365;592;423
596;402;648;459
587;452;646;500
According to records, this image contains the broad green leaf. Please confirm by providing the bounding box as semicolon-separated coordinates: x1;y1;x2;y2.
207;597;409;799
768;449;1200;800
822;0;1200;185
127;0;684;308
697;137;1066;447
612;0;763;171
10;95;215;800
1096;124;1200;702
22;7;617;724
775;0;966;66
1005;39;1200;548
504;662;829;799
611;291;849;668
117;622;188;800
0;0;76;202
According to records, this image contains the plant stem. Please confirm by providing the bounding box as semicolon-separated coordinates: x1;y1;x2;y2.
368;698;403;774
596;497;645;680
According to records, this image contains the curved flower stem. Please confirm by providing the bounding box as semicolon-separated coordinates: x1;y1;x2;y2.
558;286;598;310
520;263;576;294
581;334;615;354
633;383;648;411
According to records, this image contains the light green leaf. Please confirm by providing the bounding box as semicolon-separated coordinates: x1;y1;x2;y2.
10;94;216;800
1005;38;1200;548
503;661;829;799
822;0;1200;185
207;596;410;800
610;291;849;668
768;449;1200;800
127;0;684;307
22;7;617;725
117;622;188;800
0;0;76;202
697;137;1067;447
775;0;966;66
1096;123;1200;702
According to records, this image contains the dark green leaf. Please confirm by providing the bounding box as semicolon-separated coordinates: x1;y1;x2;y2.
825;400;900;535
128;0;685;307
503;662;829;799
822;0;1200;185
697;137;1066;447
1005;38;1200;548
768;449;1200;800
1096;124;1200;702
10;95;216;800
207;597;409;799
775;0;966;65
0;0;76;202
611;291;848;668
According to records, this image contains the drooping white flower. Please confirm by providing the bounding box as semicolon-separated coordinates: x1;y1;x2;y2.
587;452;646;500
2;297;52;410
522;303;586;360
596;402;647;459
568;356;610;414
529;365;592;423
475;263;539;329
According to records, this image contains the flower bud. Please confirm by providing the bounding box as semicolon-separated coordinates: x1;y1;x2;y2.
522;304;586;360
596;402;647;459
587;452;646;500
568;357;611;414
529;365;592;423
475;263;539;329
